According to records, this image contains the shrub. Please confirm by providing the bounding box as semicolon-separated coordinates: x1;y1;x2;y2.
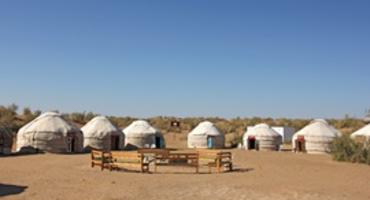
330;135;370;165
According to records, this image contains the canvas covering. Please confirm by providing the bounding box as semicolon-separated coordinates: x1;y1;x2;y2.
351;124;370;138
243;123;282;151
187;121;225;149
81;116;124;151
292;119;341;154
16;112;83;153
123;120;165;149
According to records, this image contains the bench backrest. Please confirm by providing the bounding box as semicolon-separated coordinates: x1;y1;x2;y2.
91;149;110;158
197;150;232;161
110;151;143;164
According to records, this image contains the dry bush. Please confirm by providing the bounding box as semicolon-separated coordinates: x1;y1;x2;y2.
330;135;370;165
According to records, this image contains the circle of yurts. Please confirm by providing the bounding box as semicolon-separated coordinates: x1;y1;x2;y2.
122;120;165;149
187;121;225;149
243;123;282;151
292;119;341;154
16;112;83;153
351;123;370;140
0;126;13;155
81;116;124;151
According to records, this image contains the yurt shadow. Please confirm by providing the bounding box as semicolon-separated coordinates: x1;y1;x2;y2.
0;183;28;197
8;148;45;157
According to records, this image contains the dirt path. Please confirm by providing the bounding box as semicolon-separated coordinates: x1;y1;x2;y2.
1;150;370;200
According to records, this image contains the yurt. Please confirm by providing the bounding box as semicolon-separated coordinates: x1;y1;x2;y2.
187;121;225;149
123;120;165;150
16;112;83;153
351;124;370;142
243;123;282;151
292;119;341;154
81;116;124;151
0;126;13;155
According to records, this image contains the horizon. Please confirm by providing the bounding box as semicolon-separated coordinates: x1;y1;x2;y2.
1;1;370;119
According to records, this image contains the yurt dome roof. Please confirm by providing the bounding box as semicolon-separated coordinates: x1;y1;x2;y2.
189;121;223;136
18;112;80;136
351;124;370;137
295;119;341;138
81;116;121;138
123;120;159;136
245;123;280;137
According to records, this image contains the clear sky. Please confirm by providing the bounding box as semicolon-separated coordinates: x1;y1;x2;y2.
0;0;369;119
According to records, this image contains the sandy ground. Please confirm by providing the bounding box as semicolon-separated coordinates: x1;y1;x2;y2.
1;149;370;200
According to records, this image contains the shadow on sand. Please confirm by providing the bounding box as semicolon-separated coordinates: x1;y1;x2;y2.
110;167;255;175
0;183;28;197
228;167;254;173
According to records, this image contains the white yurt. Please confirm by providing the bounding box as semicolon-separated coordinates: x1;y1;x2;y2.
0;126;13;155
187;121;225;149
81;116;124;151
243;123;282;151
123;120;165;150
292;119;341;154
16;112;83;153
351;124;370;141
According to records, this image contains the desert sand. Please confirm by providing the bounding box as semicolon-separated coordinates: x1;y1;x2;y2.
1;148;370;200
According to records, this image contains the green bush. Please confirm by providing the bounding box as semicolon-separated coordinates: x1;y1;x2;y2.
330;135;370;165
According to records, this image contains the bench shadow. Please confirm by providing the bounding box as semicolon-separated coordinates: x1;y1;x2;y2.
144;167;255;175
111;168;151;174
227;167;254;173
0;183;28;197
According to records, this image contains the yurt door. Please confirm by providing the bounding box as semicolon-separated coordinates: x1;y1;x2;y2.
296;136;305;152
111;136;120;150
0;135;3;153
67;137;75;153
155;137;161;149
207;136;215;149
248;136;256;150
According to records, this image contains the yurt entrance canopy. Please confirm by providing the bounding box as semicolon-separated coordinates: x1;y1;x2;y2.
16;112;83;153
292;119;341;154
123;120;165;150
187;121;225;149
81;116;124;151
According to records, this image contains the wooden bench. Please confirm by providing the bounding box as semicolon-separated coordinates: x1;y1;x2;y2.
144;150;199;173
138;149;170;160
165;152;199;173
91;149;111;171
110;151;151;173
197;150;233;173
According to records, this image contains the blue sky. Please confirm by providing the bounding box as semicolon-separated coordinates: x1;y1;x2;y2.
0;0;369;119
